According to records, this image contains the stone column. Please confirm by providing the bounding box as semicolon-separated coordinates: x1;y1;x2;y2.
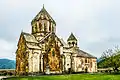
51;23;52;32
47;21;49;32
37;22;40;32
42;20;44;31
41;54;44;72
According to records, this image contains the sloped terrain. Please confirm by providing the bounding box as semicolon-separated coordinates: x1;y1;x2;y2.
0;59;15;69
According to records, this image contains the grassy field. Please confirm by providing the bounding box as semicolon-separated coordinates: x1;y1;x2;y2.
4;74;120;80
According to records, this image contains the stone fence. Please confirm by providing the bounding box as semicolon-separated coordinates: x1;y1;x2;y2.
0;69;15;76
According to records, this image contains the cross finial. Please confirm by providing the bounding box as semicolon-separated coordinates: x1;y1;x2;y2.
43;4;45;9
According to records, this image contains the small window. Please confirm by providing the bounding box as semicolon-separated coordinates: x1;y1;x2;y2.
68;42;71;45
76;43;77;46
49;26;51;31
67;64;69;66
72;42;75;46
39;23;42;31
44;24;46;31
35;24;37;30
85;58;87;63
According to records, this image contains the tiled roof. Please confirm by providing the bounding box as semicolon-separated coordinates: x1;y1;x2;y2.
31;6;56;25
60;38;69;47
77;49;96;58
22;32;38;43
26;43;41;49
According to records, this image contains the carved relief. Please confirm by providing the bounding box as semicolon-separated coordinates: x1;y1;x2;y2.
43;34;61;72
48;48;60;71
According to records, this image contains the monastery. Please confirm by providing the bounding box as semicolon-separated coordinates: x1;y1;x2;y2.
16;6;97;75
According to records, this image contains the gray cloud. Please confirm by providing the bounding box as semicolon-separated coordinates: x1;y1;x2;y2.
0;0;120;59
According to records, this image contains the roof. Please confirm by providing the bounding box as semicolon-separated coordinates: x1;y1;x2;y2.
76;49;96;58
21;32;41;49
60;38;69;47
67;33;77;41
39;32;63;46
39;32;53;42
22;32;39;43
26;43;41;49
31;5;56;25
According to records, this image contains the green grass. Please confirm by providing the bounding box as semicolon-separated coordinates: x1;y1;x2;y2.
4;74;120;80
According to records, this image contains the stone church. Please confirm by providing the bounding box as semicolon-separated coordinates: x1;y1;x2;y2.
16;6;97;75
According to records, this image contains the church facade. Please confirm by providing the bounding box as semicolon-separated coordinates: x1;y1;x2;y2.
16;6;97;75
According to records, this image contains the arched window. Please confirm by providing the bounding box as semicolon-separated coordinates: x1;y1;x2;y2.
49;23;51;31
32;25;36;33
68;42;71;45
67;64;69;66
72;42;75;46
47;21;49;32
85;58;87;63
76;43;77;46
35;23;37;32
44;24;46;32
39;23;42;31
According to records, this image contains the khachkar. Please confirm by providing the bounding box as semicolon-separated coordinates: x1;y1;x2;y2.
15;5;63;75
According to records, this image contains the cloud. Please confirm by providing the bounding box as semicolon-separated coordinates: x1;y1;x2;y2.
0;0;120;59
0;39;16;60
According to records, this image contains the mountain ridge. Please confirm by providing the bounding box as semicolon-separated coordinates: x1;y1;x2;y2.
0;58;16;69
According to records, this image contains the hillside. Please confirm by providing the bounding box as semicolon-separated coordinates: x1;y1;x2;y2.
0;59;16;69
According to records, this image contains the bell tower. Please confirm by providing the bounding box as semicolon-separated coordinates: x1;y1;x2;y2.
31;5;56;41
67;33;77;47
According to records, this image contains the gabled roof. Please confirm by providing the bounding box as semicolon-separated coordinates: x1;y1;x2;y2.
20;32;41;49
31;5;56;25
67;33;77;41
63;47;96;58
77;49;96;58
26;43;41;49
39;32;63;46
60;38;69;47
21;32;39;43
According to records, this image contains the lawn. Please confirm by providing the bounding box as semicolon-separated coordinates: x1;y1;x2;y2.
4;74;120;80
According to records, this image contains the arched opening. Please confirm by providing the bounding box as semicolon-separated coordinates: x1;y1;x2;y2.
68;42;71;46
44;24;46;32
39;23;42;31
35;23;37;32
72;42;75;46
49;24;51;32
85;58;87;63
76;42;77;46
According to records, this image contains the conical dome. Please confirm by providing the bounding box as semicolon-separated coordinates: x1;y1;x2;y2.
31;5;56;25
67;33;77;41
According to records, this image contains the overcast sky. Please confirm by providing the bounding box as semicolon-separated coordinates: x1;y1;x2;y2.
0;0;120;60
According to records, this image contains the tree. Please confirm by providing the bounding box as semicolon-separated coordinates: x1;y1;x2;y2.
100;46;120;72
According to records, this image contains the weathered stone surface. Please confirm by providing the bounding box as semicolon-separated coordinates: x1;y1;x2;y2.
16;6;97;75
